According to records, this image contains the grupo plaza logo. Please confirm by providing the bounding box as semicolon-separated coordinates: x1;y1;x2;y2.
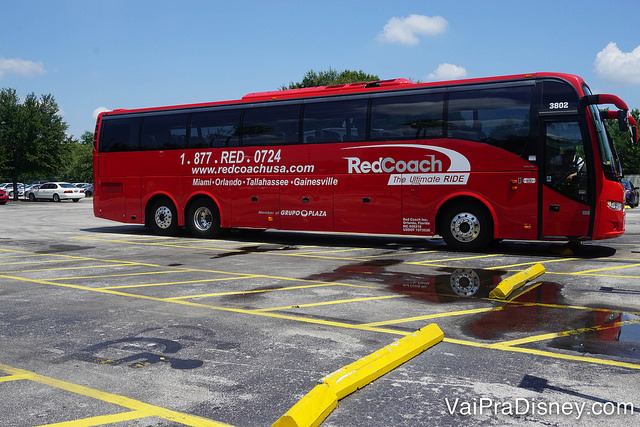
342;144;471;185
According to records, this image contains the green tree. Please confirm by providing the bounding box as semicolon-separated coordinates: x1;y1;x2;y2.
605;108;640;175
59;131;93;183
0;88;68;198
281;68;380;89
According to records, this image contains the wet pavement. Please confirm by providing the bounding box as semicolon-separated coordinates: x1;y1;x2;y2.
0;201;639;426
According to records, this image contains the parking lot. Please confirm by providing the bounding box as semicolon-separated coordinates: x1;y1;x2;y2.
1;200;639;426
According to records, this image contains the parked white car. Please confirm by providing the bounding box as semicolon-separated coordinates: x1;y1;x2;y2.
28;182;85;202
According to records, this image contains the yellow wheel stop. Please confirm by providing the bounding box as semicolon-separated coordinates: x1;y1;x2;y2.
489;263;545;299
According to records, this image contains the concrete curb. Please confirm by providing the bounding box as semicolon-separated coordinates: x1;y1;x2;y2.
489;263;546;299
273;323;444;426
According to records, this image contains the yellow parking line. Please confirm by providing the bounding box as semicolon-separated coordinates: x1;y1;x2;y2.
487;258;575;270
98;275;258;290
443;337;640;370
0;258;80;267
0;363;230;426
167;282;377;300
495;318;640;347
254;295;405;312
5;264;136;274
293;247;372;255
573;263;640;274
407;254;501;265
47;270;192;281
0;274;403;335
361;307;500;327
37;410;147;426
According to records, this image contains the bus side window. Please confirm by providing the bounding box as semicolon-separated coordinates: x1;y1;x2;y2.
303;99;368;143
141;114;188;150
99;117;140;152
447;86;532;157
241;104;300;146
190;109;241;148
370;92;444;140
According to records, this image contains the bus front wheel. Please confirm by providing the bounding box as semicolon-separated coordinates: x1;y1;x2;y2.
186;198;221;238
150;199;179;236
440;202;493;251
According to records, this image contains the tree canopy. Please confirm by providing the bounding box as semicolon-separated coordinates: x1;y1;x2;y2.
605;108;640;175
0;88;69;196
281;68;380;90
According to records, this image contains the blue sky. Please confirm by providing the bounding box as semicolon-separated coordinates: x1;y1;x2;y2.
2;0;640;140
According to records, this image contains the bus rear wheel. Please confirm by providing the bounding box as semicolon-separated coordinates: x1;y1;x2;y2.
150;199;179;236
186;198;221;238
440;201;493;251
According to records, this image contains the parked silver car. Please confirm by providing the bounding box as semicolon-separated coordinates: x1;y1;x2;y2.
28;182;86;202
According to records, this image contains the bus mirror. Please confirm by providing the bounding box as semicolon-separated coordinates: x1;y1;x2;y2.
618;110;629;132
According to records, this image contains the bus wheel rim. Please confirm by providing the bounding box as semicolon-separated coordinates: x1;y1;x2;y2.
193;207;212;231
450;212;480;242
155;206;173;229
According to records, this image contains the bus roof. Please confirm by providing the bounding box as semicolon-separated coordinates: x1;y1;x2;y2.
98;72;586;118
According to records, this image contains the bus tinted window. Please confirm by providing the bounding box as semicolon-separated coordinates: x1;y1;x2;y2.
447;86;532;156
190;109;241;148
371;92;444;140
140;113;189;150
303;99;368;143
241;104;300;146
99;117;140;152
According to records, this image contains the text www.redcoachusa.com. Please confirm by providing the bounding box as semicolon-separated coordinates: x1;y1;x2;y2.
445;398;636;419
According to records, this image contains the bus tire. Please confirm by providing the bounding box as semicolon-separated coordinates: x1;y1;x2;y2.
186;198;221;238
440;201;493;251
150;198;179;236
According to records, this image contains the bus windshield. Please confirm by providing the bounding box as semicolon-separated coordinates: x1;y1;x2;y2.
583;87;621;179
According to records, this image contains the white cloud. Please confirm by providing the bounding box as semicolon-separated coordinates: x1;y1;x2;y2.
594;42;640;85
426;63;467;81
0;56;45;78
93;106;111;119
379;14;448;45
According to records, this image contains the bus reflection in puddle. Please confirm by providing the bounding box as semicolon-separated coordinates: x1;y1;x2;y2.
306;260;639;360
465;282;640;360
305;260;506;303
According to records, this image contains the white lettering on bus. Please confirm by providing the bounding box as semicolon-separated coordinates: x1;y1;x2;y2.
345;155;442;174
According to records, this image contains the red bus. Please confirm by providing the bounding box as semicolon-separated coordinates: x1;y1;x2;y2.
93;72;637;251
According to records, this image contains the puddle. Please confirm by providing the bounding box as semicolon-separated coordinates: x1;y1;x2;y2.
305;260;506;302
546;312;640;359
462;282;640;360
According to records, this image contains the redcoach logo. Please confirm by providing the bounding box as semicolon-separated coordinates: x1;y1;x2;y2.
342;144;471;186
345;155;442;174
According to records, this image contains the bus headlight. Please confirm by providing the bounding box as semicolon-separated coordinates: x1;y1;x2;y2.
607;200;624;211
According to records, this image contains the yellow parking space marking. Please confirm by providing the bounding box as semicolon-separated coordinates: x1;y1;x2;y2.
167;282;378;300
47;270;194;281
38;410;147;426
0;273;405;336
98;275;259;290
495;318;640;348
0;363;230;426
254;295;405;312
443;337;640;370
360;307;500;327
4;245;640;376
573;262;640;274
488;258;575;270
407;253;501;265
0;373;32;382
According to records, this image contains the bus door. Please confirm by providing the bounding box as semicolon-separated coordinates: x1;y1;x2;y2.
540;119;593;239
